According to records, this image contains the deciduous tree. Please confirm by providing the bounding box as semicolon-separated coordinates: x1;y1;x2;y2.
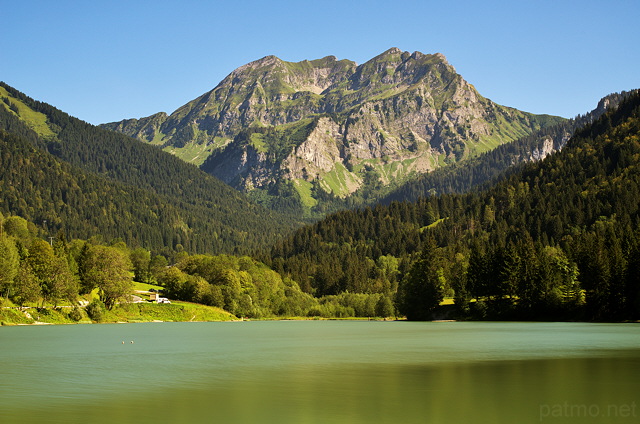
81;245;132;309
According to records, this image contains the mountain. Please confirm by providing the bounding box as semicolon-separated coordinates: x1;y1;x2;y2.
0;82;295;254
103;48;564;217
265;90;640;321
382;90;638;203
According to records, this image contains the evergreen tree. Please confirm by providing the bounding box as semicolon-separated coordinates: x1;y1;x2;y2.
398;237;445;320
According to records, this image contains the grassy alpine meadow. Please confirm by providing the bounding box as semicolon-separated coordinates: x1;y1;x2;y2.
0;86;56;138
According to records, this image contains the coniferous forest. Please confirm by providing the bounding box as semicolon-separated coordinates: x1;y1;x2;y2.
0;82;296;255
1;81;639;321
266;92;640;321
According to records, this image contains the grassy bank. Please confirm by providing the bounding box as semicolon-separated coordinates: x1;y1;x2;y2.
0;300;236;326
103;302;236;323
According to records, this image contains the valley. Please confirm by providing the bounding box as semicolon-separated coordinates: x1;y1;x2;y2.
0;56;639;323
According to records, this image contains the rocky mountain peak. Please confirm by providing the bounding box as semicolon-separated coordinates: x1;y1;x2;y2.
382;47;403;55
102;48;565;216
237;55;284;72
432;52;449;65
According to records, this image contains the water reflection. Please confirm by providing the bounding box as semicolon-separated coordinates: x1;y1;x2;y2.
60;355;638;424
1;322;639;424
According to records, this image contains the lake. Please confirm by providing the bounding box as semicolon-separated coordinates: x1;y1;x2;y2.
1;321;639;423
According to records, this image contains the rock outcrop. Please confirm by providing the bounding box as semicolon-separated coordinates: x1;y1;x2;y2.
102;48;565;211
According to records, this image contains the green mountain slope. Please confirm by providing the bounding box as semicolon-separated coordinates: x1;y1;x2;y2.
0;82;295;253
382;90;638;203
266;90;640;321
103;48;564;217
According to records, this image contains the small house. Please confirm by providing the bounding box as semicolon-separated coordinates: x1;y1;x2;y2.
149;292;171;304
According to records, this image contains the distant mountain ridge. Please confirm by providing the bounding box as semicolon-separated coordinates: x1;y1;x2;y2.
102;48;564;216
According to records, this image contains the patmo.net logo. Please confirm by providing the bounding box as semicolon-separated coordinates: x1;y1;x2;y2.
540;402;637;421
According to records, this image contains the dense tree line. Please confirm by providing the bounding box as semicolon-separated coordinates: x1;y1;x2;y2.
156;251;395;318
157;253;315;318
266;91;640;321
0;128;276;254
0;213;396;319
0;214;132;315
0;82;296;253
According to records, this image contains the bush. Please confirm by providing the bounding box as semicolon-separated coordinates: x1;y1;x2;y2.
470;299;487;319
307;307;323;317
86;299;105;322
68;306;84;322
375;296;395;318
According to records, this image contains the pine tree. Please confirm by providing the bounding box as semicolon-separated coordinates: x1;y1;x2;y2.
398;237;445;320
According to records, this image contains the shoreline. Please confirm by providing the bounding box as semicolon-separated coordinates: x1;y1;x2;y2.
2;316;399;326
0;302;237;326
3;316;638;327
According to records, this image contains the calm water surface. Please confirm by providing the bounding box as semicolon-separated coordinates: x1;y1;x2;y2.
1;321;639;423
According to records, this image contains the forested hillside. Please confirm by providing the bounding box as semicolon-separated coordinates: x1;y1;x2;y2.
0;82;295;253
0;213;394;322
2;79;638;322
383;91;637;203
266;91;640;321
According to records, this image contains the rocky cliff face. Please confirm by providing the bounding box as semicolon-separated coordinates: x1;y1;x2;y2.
285;117;343;179
102;48;565;215
525;91;638;164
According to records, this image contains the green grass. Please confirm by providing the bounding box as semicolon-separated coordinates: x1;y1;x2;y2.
419;218;447;232
293;179;317;209
164;140;217;165
28;307;89;324
1;305;92;325
1;301;235;325
103;302;236;323
320;162;361;197
149;130;167;145
359;157;421;186
132;282;164;292
132;282;164;302
472;106;565;157
249;132;267;153
0;86;56;138
0;308;34;325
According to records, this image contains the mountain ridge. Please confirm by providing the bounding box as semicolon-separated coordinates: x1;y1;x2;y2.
382;90;639;204
102;48;564;217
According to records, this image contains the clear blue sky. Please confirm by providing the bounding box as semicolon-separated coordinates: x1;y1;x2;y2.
2;0;638;125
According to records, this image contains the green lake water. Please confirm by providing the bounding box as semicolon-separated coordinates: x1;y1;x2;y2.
1;321;639;423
